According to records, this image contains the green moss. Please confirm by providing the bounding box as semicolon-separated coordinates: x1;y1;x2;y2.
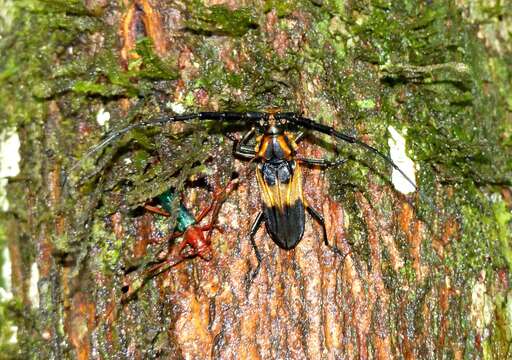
0;299;23;358
356;98;376;109
1;0;512;356
264;0;299;17
37;0;90;15
0;57;17;82
93;219;123;272
185;2;258;36
488;291;512;359
399;260;417;284
0;226;19;358
494;200;512;272
322;0;346;17
132;38;179;80
71;81;128;97
307;16;347;63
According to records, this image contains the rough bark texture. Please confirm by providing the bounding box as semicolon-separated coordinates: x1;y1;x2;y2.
1;0;511;359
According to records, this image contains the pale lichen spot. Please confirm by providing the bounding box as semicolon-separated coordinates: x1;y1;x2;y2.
29;262;40;309
0;247;13;301
1;247;17;344
8;325;17;344
96;107;110;127
0;129;21;211
387;126;416;194
170;102;186;115
0;179;8;212
470;271;493;338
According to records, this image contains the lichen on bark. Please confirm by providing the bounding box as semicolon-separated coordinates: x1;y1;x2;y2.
0;0;511;359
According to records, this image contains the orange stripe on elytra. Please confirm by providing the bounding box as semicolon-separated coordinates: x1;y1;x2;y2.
276;136;293;159
256;162;304;213
255;135;267;157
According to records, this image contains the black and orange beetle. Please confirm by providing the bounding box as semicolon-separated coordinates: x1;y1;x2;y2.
70;110;418;279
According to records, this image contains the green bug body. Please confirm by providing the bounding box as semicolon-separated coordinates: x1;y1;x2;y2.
157;189;196;233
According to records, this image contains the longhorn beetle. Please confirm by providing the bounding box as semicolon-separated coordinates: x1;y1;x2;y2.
70;110;420;280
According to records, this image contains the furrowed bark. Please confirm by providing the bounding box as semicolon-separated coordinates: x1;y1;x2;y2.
1;0;511;359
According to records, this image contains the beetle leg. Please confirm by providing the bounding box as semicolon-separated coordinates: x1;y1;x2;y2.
150;231;183;247
297;157;347;168
293;131;305;143
305;205;328;247
143;204;183;245
194;184;228;223
247;211;264;284
121;251;185;303
240;127;256;143
306;205;344;257
234;128;257;159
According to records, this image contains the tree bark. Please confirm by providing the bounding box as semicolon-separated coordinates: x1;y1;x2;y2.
1;0;511;359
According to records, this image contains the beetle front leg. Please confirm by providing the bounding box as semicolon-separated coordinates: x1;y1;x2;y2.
293;131;305;143
233;128;257;159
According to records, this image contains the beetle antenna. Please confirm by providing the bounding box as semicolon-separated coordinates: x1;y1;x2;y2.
66;114;197;176
278;113;441;220
65;112;267;183
278;113;419;192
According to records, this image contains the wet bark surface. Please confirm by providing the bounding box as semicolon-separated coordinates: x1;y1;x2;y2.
1;0;511;359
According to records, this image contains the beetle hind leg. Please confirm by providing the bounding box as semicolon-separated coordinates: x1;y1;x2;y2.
305;205;328;246
306;205;344;257
245;212;264;289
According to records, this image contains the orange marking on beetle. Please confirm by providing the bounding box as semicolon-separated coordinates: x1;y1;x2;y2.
256;167;274;208
287;162;304;206
276;135;293;159
256;162;303;212
255;135;268;157
284;131;299;151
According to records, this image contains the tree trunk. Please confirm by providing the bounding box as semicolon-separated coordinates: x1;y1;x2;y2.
1;0;511;359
